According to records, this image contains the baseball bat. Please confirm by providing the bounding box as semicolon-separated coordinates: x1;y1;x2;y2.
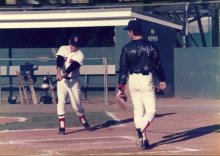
16;71;24;104
51;48;57;57
23;86;30;104
27;72;38;104
35;56;49;62
48;72;56;105
16;71;29;104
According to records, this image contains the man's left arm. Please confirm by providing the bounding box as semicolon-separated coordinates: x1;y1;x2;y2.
61;60;81;78
151;45;166;90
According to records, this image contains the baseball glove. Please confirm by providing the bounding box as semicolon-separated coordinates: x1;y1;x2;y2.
116;90;127;110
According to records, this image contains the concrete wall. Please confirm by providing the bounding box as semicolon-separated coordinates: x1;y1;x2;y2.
174;47;220;98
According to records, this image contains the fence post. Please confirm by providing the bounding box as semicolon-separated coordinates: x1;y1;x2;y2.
0;66;1;104
102;57;109;105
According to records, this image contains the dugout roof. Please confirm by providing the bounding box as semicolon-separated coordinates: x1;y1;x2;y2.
0;7;182;29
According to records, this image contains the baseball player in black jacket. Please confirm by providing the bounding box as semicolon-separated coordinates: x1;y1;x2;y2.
118;20;167;149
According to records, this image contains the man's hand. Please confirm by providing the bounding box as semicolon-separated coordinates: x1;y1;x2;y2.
56;67;63;81
116;90;127;110
118;84;125;94
56;72;68;81
159;82;166;90
56;66;68;81
56;73;63;81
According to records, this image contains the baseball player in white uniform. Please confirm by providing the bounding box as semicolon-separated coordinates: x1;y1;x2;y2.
56;34;93;135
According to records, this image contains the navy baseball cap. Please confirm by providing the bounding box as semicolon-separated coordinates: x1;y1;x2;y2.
124;20;142;31
69;34;80;47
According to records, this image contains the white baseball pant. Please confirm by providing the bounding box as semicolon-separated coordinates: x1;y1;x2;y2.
57;78;85;116
128;73;156;133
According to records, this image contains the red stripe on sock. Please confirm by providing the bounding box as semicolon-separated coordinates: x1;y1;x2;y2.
142;121;150;133
58;117;66;128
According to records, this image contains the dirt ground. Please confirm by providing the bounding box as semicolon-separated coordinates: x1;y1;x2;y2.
0;97;220;156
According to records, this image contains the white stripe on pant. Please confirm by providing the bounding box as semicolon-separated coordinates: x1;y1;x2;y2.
128;73;156;132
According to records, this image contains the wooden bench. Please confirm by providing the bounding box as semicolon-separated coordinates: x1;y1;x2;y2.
0;65;116;76
0;65;116;99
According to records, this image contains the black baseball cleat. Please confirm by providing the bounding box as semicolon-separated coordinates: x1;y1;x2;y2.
141;139;150;150
58;128;65;135
83;122;93;131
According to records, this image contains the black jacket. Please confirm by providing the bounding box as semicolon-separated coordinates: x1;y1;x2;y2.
118;39;166;85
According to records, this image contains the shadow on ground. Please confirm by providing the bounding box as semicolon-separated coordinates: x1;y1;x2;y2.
149;124;220;149
66;112;177;134
92;112;177;131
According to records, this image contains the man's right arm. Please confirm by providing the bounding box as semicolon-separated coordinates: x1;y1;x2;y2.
56;55;64;81
118;47;128;94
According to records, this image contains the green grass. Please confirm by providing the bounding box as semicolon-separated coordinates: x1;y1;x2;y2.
0;112;115;131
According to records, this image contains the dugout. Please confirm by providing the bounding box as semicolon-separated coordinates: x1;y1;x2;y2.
0;1;219;100
0;7;182;99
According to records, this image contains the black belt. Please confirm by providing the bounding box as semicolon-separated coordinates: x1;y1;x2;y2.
65;77;72;80
129;72;149;75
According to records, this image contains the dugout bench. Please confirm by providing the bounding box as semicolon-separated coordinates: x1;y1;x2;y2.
0;65;116;104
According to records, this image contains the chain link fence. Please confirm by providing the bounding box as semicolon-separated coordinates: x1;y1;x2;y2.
0;57;112;105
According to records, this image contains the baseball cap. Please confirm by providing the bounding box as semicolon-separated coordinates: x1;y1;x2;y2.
124;20;142;31
69;34;80;47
